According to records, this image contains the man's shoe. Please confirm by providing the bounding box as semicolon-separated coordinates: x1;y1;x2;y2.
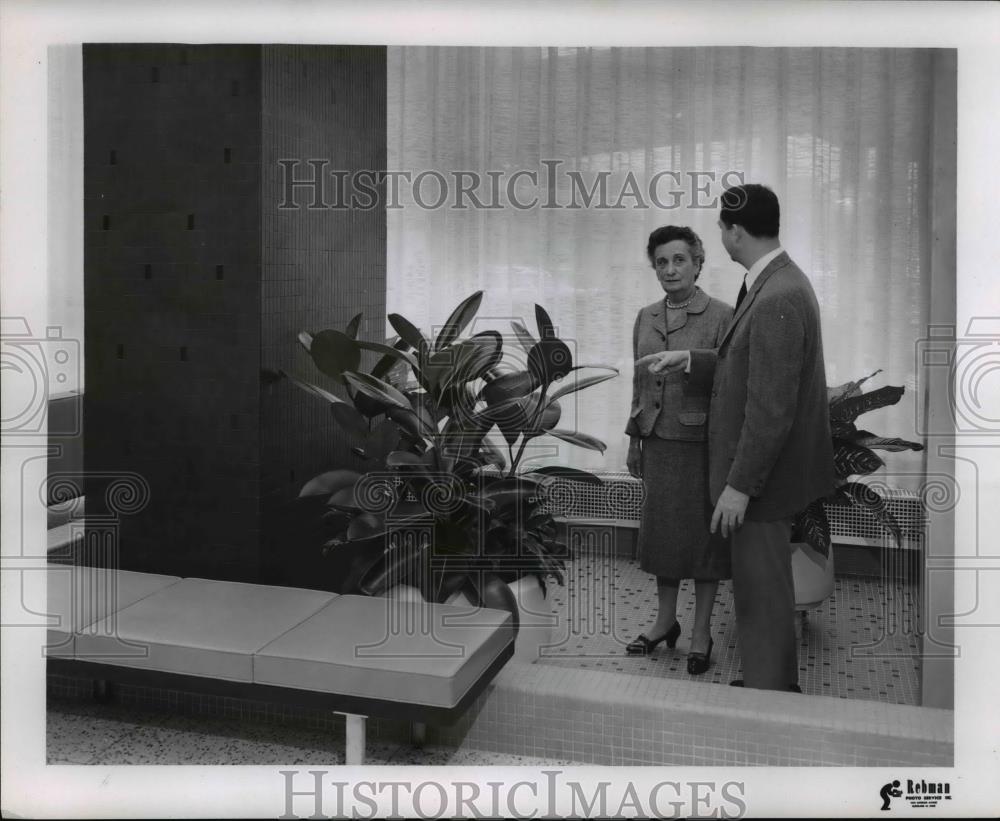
625;621;681;656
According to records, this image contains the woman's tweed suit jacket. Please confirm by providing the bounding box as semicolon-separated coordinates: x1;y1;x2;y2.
626;288;733;442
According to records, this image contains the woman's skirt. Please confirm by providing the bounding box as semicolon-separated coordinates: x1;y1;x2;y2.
637;436;731;581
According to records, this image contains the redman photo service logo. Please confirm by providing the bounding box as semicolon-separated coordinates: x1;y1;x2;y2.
880;778;952;810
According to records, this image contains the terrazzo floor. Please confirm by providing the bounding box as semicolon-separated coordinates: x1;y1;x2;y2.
46;698;583;766
539;551;922;705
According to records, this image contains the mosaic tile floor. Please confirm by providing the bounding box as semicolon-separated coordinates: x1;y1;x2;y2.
537;552;922;706
46;698;584;766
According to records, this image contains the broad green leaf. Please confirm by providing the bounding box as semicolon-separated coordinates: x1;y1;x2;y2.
388;313;429;352
509;320;537;354
525;466;604;486
836;481;903;547
423;346;460;394
371;337;413;380
386;406;431;442
493;397;531;448
361;418;401;462
830;419;857;439
407;393;440;437
387;450;428;469
833;442;884;479
347;512;384;541
309;330;361;383
850;431;924;452
328;485;363;510
357;539;430;596
523;395;561;439
343;371;412;413
344;312;363;340
547;369;619;403
299;469;361;498
279;370;349;406
330;401;370;439
792;499;830;561
481;475;545;496
527;339;574;385
440;415;490;461
441;333;503;390
829;385;905;423
481;370;540;405
546;428;607;453
828;369;882;407
356;339;419;371
478;439;508;471
535;304;556;340
434;290;484;351
352;389;391;419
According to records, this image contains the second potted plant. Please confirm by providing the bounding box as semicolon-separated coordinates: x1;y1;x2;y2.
791;369;924;609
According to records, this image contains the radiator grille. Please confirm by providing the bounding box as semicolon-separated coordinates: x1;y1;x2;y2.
537;472;926;549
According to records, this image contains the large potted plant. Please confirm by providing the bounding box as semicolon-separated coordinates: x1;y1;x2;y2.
279;291;618;662
791;370;924;609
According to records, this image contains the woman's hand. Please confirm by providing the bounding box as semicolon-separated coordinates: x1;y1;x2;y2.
635;350;691;374
627;438;642;478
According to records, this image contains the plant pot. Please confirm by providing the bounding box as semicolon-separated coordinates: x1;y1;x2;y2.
504;575;557;664
386;575;556;664
791;541;835;610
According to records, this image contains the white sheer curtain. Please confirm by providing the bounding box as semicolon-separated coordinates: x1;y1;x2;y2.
387;47;936;483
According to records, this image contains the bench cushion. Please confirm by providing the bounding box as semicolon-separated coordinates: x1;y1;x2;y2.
44;565;181;657
74;578;336;682
252;594;514;709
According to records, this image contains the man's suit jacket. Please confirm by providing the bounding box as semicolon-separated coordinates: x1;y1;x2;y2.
688;252;835;521
626;288;733;442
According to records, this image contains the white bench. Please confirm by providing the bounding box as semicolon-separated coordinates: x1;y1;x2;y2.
44;564;514;764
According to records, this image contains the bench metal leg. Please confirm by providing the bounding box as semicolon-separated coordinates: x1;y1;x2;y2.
411;721;426;747
92;679;115;704
340;713;366;765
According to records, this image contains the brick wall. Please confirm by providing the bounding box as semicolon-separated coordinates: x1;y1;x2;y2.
83;44;386;585
257;46;386;589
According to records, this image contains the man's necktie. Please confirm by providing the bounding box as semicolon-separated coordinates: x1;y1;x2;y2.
734;276;748;311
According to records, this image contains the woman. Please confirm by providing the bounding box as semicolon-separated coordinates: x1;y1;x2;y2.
625;225;732;675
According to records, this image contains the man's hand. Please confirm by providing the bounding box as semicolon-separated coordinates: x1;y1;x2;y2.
635;350;691;374
626;439;642;478
710;484;750;538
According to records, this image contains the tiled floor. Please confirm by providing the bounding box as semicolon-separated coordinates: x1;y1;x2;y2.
538;551;922;706
46;698;583;766
45;547;925;765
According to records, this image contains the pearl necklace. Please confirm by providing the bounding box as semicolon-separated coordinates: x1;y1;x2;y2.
665;287;699;310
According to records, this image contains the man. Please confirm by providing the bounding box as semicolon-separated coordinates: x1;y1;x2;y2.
637;183;835;691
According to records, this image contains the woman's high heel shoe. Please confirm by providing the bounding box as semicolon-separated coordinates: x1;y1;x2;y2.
686;637;714;675
626;621;681;656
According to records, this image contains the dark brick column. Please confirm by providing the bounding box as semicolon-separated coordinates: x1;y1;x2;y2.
83;44;386;585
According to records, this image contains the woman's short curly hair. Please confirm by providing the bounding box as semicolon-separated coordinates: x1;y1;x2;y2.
646;225;706;270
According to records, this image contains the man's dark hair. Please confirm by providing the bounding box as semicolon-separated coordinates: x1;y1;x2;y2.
719;183;780;238
646;225;706;269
